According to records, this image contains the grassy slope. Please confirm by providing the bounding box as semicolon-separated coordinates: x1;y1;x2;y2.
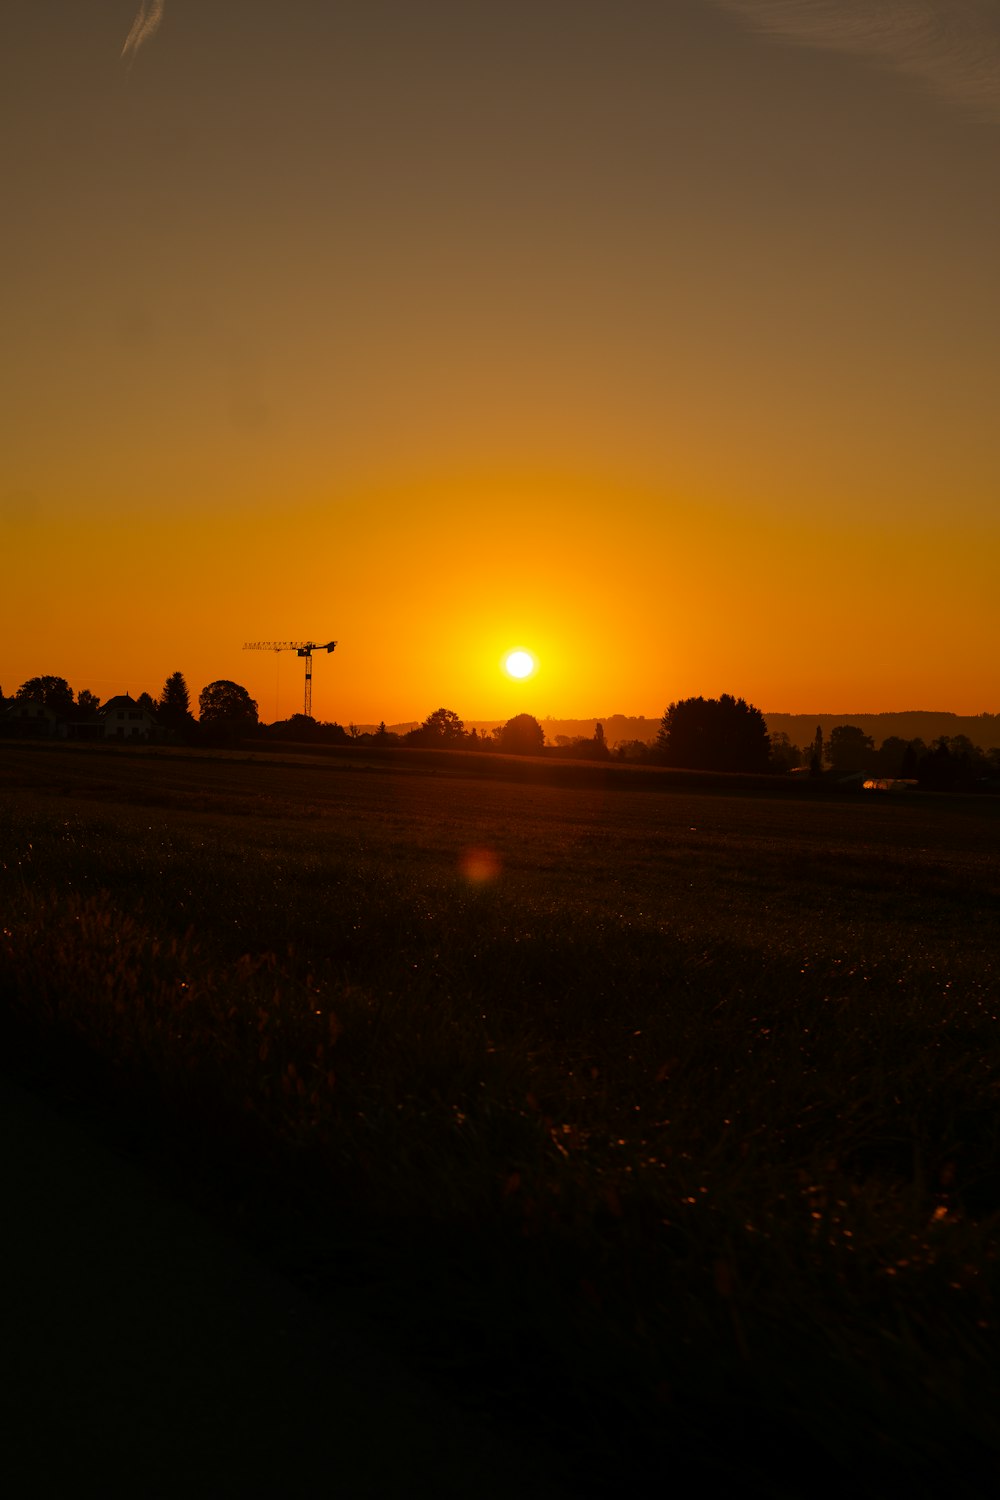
2;742;999;1493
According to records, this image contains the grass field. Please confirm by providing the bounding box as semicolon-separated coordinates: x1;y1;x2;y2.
3;741;999;1493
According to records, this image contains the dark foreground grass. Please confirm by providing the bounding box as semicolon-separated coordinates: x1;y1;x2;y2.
3;742;1000;1493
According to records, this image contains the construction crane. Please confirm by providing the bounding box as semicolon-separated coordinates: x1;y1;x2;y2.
243;640;337;719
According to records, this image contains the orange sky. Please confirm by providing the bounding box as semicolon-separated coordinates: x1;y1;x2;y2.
3;2;999;723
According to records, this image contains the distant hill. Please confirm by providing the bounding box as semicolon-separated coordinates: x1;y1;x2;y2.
764;712;1000;753
364;711;1000;752
376;716;661;746
537;715;659;746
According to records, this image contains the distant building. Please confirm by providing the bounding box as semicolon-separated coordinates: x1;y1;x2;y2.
99;694;154;741
3;699;58;737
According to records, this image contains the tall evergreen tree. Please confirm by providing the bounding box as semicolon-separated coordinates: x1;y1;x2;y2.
810;725;824;778
158;671;196;740
159;671;190;720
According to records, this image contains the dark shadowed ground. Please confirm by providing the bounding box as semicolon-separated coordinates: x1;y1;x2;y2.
3;741;1000;1494
1;1073;564;1498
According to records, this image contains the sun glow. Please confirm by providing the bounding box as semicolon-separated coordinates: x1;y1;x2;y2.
504;650;535;680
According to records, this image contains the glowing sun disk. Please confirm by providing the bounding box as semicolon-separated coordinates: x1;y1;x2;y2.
505;650;535;679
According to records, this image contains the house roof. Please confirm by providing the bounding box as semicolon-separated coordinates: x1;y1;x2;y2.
100;694;149;714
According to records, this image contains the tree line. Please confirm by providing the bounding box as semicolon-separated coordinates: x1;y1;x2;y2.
0;673;253;744
0;676;551;755
4;674;1000;788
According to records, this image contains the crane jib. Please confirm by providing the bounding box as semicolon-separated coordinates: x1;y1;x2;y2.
242;639;337;718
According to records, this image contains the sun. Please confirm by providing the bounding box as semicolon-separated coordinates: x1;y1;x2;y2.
504;649;535;680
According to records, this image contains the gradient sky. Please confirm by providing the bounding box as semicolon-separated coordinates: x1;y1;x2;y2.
3;1;998;724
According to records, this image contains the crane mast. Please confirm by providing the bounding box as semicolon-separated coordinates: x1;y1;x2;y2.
243;640;337;719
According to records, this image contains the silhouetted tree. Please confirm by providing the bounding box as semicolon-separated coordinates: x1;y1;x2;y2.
873;736;925;779
498;713;545;755
769;732;802;774
827;725;875;776
939;735;986;790
875;736;910;777
76;689;101;716
552;723;611;761
261;715;349;744
199;679;258;738
918;739;957;791
158;671;196;740
426;707;465;740
16;676;75;716
136;691;156;717
159;672;189;717
614;739;652;762
656;695;770;773
899;741;922;778
275;713;318;741
405;707;466;747
810;725;824;778
318;720;350;743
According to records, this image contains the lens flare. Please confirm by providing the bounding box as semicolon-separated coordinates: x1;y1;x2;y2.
459;846;501;884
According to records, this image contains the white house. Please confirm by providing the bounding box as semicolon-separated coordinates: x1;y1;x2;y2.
99;694;154;740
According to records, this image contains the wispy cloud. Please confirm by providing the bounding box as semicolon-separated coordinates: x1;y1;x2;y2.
121;0;165;65
713;0;1000;122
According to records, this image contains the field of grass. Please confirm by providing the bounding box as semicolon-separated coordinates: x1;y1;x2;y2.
3;741;1000;1493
